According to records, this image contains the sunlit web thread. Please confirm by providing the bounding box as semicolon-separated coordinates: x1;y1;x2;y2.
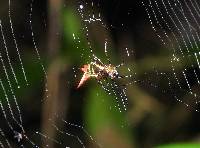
98;79;125;112
13;131;39;148
72;33;85;58
0;42;31;144
77;2;141;112
78;4;92;54
123;67;200;112
38;117;98;147
167;0;200;87
61;118;101;148
103;37;136;112
0;101;14;132
0;48;23;127
166;74;199;112
142;0;182;90
51;113;102;147
193;0;200;16
125;47;131;57
162;0;193;53
165;0;200;103
146;0;183;89
0;128;11;148
49;119;86;148
52;113;101;147
8;0;28;86
0;21;19;88
142;0;200;105
30;0;49;98
35;131;63;147
87;46;130;111
79;2;102;24
0;141;3;148
0;80;40;146
157;74;198;111
112;80;128;111
154;69;200;102
0;141;2;148
142;0;184;90
182;0;200;31
174;0;200;84
0;79;24;131
0;102;38;147
77;52;130;112
160;0;200;89
104;39;109;63
78;3;106;56
146;0;198;96
78;2;115;63
195;52;200;69
141;1;166;45
0;141;4;148
170;0;199;51
182;70;192;93
0;80;24;146
152;0;200;95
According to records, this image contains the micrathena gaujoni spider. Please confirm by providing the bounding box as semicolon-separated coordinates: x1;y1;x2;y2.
77;56;121;88
77;55;128;112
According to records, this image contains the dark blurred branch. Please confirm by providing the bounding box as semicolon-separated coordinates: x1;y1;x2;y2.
41;0;68;147
47;0;62;59
42;59;69;148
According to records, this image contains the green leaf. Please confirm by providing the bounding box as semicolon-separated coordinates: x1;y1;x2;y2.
157;143;200;148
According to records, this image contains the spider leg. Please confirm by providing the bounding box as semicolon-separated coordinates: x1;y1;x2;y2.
92;55;104;66
116;59;125;68
104;39;111;64
117;75;125;79
117;74;133;79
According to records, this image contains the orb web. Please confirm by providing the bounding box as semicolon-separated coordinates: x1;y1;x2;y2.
0;0;200;147
142;0;200;112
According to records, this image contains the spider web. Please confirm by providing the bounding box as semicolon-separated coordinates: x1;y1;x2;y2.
142;0;200;111
0;0;200;147
0;0;98;147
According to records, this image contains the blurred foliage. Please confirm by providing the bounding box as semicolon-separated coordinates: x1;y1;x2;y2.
157;143;200;148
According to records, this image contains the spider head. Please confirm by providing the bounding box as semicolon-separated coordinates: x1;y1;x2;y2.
109;69;119;79
105;65;119;79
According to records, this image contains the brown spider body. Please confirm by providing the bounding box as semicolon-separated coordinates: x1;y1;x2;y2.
77;61;119;88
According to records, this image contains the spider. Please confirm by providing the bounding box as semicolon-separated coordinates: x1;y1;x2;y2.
77;55;128;112
76;3;130;112
77;55;121;88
